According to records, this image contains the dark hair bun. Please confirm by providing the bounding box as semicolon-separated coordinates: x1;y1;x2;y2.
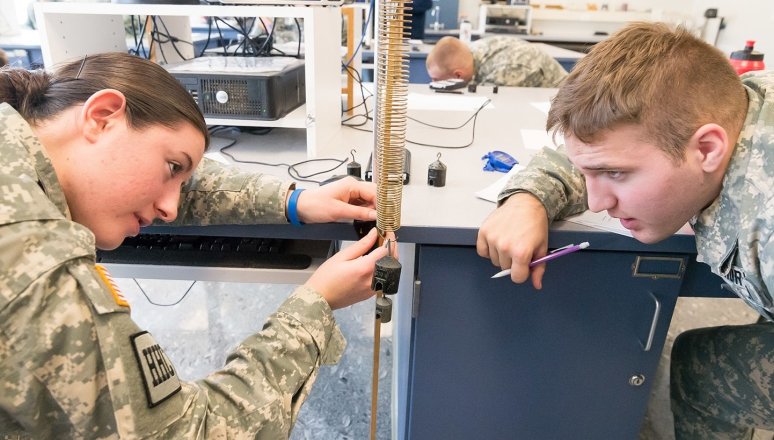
0;68;51;120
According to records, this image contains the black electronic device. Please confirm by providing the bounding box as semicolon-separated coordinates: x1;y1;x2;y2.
429;78;468;92
165;56;305;121
97;234;332;270
364;149;411;184
203;35;273;57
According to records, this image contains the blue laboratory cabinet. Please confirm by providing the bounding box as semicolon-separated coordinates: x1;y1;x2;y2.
406;244;685;438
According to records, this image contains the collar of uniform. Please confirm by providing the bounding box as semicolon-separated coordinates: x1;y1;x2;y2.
0;103;72;220
692;84;761;265
472;56;481;84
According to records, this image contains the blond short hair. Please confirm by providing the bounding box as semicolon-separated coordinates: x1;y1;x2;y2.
426;36;470;79
547;22;746;161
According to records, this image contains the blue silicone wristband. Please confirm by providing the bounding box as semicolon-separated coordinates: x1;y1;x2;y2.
287;189;304;226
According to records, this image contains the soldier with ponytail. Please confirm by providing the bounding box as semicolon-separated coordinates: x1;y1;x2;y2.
0;52;388;438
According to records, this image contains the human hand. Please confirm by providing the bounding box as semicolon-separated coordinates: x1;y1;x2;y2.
295;177;377;224
305;228;388;310
476;193;550;289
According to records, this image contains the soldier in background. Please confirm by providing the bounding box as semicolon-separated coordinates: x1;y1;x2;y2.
0;52;389;438
425;35;567;87
476;22;774;438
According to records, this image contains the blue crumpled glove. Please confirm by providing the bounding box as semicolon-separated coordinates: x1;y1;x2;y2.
481;150;518;173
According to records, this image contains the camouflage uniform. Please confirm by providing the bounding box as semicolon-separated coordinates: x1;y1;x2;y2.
470;36;568;88
498;70;774;438
0;103;345;439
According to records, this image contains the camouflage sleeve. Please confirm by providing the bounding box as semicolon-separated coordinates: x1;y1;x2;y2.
1;233;345;438
474;37;567;88
484;62;531;87
0;223;119;439
761;193;774;302
539;58;569;87
498;63;556;87
478;57;564;88
764;229;774;303
172;286;346;438
172;157;294;226
498;145;588;221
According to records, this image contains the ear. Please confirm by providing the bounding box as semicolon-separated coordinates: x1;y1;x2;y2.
453;69;472;81
688;123;731;173
79;89;127;144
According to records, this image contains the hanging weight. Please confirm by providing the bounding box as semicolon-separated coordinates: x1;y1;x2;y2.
371;254;401;295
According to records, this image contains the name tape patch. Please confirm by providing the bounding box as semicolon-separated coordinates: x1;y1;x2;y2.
130;331;182;407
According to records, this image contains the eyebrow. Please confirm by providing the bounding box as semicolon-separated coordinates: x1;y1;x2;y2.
579;165;617;172
182;152;194;172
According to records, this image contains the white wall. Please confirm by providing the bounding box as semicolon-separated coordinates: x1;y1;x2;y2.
460;0;773;62
690;0;774;57
612;1;774;57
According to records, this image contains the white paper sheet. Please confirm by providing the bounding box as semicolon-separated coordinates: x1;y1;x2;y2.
204;151;231;165
521;129;562;150
474;165;524;203
530;101;551;115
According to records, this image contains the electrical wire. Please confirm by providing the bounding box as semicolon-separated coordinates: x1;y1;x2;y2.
344;0;375;68
155;16;191;61
254;17;276;56
214;18;229;56
150;17;169;63
294;18;302;58
209;127;349;185
341;50;490;149
288;158;349;182
130;15;151;59
345;98;491;149
133;279;197;307
341;63;373;127
198;17;215;57
129;14;299;60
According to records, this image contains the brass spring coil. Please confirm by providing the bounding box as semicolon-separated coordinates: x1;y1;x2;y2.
374;0;411;235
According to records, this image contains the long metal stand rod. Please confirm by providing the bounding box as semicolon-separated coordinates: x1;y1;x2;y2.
370;311;382;440
370;233;387;440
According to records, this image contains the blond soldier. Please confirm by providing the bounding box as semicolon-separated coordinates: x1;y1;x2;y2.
425;35;567;87
0;52;388;438
476;22;774;438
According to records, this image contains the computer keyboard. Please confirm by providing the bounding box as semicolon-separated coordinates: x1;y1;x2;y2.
97;234;329;270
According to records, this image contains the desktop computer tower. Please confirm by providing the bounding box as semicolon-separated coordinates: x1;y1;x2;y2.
166;56;306;121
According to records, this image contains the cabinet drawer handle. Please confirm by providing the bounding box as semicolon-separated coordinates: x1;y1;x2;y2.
632;256;685;279
640;292;661;352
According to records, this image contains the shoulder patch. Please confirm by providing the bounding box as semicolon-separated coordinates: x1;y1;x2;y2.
95;264;129;308
130;331;182;408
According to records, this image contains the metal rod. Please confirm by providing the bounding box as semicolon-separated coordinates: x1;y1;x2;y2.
370;312;382;439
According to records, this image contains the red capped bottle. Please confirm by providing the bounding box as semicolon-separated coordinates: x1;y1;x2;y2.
729;40;765;75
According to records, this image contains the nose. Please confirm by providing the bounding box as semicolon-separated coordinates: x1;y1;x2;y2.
155;185;180;222
585;178;616;213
